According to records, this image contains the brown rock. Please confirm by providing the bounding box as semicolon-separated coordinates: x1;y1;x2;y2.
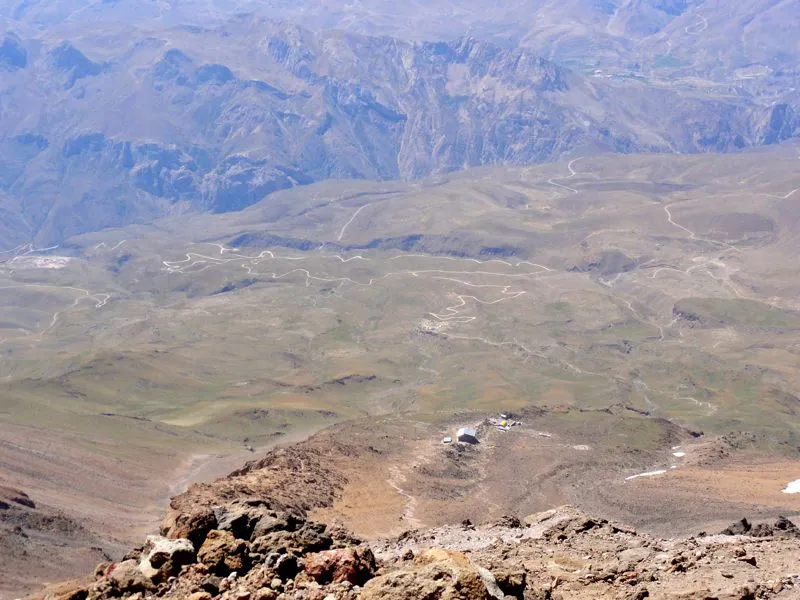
494;569;526;597
93;563;112;580
198;530;249;575
737;556;757;567
303;547;377;586
215;501;295;541
107;560;152;593
162;506;218;548
34;579;91;600
719;586;756;600
361;548;492;600
492;515;522;528
138;535;196;582
188;593;212;600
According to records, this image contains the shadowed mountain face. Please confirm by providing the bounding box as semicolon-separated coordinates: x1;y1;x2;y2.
0;2;797;248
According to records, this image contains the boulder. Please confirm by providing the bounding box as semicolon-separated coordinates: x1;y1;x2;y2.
251;513;295;539
250;522;331;559
138;535;196;582
162;506;217;548
107;560;152;593
198;530;249;575
303;547;377;585
492;515;522;529
721;518;751;536
523;508;560;526
326;521;363;548
361;549;492;600
199;575;222;595
750;516;800;538
544;515;603;541
493;569;526;598
213;501;304;541
773;515;800;536
294;521;333;552
251;531;297;557
215;501;272;541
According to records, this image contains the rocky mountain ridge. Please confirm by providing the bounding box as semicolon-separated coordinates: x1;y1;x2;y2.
33;439;800;600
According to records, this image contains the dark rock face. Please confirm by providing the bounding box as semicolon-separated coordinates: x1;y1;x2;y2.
0;486;36;509
49;42;106;87
759;103;799;146
720;516;800;538
0;35;27;71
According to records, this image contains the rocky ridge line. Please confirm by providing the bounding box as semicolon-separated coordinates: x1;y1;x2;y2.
32;440;800;600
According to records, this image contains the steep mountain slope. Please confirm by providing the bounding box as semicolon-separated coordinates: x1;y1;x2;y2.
0;14;796;249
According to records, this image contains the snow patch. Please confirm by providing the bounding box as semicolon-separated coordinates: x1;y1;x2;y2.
625;469;667;481
672;451;686;458
782;479;800;494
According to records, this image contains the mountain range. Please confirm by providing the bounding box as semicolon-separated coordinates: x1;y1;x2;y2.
0;0;798;248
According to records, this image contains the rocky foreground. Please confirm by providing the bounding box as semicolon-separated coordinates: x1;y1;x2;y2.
33;444;800;600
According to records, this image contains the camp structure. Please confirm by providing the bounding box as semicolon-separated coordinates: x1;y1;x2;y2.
456;427;478;444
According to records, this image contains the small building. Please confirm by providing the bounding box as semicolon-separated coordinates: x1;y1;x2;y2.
442;436;453;444
456;427;478;444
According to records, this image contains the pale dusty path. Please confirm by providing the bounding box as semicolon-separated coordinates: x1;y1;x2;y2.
384;439;442;530
547;157;583;194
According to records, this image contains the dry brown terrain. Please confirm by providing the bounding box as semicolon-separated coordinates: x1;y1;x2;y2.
0;421;322;600
309;411;800;540
30;411;800;600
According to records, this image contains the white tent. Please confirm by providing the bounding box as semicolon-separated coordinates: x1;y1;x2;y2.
456;427;478;444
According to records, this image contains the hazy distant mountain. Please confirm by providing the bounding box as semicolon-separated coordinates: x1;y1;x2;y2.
0;2;797;248
4;1;796;81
